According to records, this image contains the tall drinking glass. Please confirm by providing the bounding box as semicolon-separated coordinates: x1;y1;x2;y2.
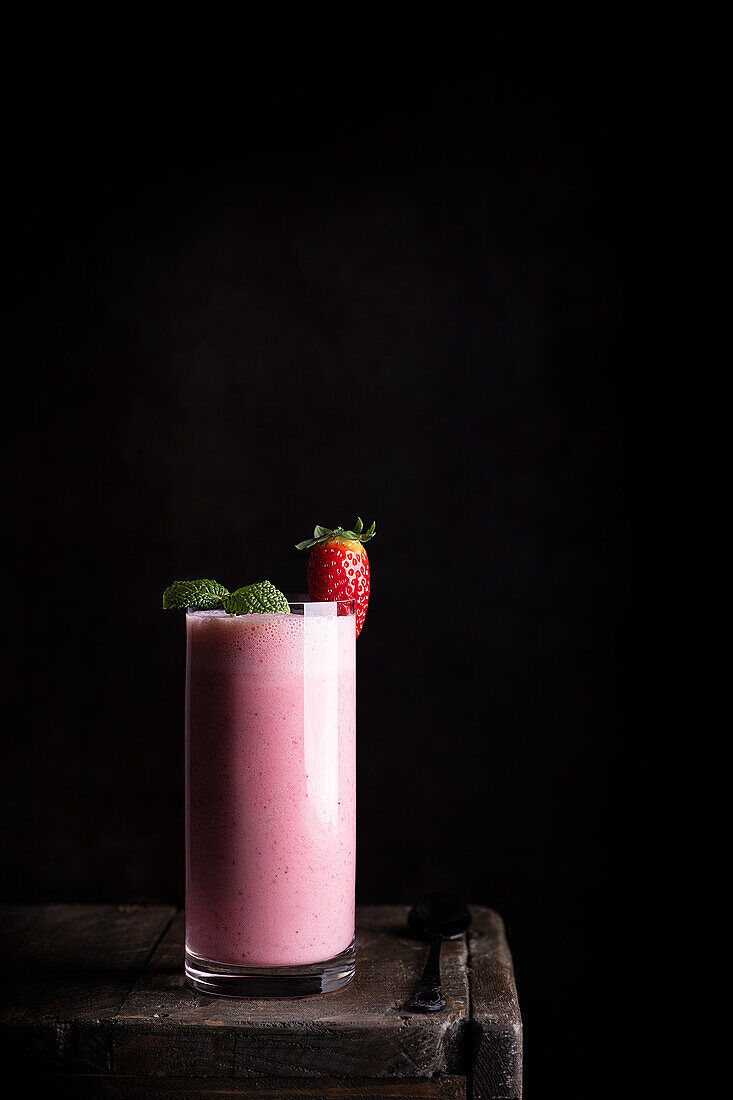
184;598;356;996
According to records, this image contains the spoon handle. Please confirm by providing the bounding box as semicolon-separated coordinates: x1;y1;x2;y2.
406;934;447;1012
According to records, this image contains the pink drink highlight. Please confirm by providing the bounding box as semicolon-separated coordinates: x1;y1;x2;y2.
185;605;356;967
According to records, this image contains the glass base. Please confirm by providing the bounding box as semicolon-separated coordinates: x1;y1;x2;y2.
185;937;356;997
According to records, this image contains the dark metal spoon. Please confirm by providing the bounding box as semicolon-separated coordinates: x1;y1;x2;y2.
406;892;472;1012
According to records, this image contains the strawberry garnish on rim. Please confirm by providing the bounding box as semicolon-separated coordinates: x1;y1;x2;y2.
295;518;376;637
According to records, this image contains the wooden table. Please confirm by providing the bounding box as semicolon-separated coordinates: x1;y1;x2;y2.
0;904;522;1098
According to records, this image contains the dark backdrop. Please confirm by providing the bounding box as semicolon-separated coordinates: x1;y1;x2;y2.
4;37;646;1097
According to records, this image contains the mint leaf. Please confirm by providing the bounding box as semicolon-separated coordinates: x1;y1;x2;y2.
224;580;290;615
162;579;230;610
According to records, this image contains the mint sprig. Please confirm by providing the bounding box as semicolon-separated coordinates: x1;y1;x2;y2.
224;580;290;615
295;516;376;551
162;578;290;615
162;579;230;610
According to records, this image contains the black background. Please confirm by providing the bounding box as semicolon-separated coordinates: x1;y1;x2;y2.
4;36;646;1096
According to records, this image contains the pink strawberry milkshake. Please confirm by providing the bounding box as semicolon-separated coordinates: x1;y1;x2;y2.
185;603;356;967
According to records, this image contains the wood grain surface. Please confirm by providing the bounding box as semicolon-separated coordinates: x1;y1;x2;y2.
115;906;468;1078
0;904;175;1073
1;904;521;1098
31;1074;467;1098
468;909;522;1100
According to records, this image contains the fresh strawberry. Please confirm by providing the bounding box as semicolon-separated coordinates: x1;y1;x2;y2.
295;518;376;637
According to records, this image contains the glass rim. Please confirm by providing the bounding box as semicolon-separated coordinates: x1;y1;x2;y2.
186;596;355;615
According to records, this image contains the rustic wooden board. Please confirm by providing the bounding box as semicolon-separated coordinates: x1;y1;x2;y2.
2;904;521;1097
0;904;175;1073
114;906;469;1079
468;909;522;1100
34;1074;467;1098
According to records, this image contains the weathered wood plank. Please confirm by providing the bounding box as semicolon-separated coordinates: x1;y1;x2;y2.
1;904;176;1074
114;906;469;1079
468;908;522;1100
2;903;522;1096
29;1074;467;1098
